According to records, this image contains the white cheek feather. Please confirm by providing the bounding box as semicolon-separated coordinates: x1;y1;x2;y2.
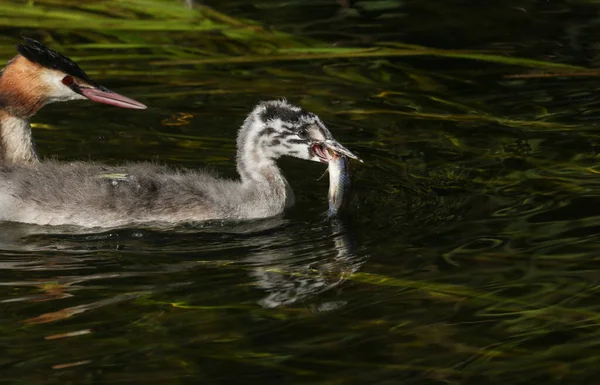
40;71;86;103
288;142;312;160
307;125;326;142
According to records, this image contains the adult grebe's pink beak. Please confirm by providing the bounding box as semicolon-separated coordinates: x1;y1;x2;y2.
79;87;147;109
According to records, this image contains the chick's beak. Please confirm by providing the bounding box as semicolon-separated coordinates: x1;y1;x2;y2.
323;139;362;163
79;87;147;109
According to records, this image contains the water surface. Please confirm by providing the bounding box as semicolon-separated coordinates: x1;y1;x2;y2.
2;1;600;384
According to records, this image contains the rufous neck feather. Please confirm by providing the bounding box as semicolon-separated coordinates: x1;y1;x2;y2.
0;56;45;165
0;56;47;118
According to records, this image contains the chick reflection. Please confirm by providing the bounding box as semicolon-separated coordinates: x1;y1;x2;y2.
245;218;366;309
0;216;366;313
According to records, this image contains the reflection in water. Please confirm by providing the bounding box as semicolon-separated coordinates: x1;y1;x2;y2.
247;218;366;309
0;217;366;380
0;216;366;326
6;0;600;382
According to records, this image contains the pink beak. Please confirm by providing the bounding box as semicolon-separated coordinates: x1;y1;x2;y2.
80;88;147;109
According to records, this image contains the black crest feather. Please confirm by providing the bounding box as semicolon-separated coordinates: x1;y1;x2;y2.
260;103;306;123
16;37;95;84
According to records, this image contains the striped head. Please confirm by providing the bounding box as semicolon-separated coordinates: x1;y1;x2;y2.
237;100;359;169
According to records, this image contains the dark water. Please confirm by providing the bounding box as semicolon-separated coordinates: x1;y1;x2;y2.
3;0;600;384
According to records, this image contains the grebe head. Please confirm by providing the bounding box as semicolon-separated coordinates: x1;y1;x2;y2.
239;100;360;165
0;37;146;117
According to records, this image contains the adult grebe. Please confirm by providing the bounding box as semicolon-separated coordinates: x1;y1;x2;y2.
0;38;146;165
0;100;359;227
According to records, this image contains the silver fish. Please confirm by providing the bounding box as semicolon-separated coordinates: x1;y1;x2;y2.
327;153;352;217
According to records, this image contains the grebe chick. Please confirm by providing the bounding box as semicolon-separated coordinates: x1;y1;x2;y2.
0;100;359;228
0;38;146;165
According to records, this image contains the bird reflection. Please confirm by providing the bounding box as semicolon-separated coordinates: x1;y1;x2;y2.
246;218;366;309
0;215;366;322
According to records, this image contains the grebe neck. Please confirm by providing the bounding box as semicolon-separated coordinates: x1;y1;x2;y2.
0;111;37;165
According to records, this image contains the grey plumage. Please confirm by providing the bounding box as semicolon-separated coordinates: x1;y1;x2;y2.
0;100;359;228
0;161;277;226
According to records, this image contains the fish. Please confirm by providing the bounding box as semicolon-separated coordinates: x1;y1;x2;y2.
327;151;352;217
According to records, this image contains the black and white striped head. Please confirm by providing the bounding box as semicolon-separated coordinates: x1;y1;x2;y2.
238;100;359;164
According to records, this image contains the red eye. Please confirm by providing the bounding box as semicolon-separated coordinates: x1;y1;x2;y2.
61;76;73;86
